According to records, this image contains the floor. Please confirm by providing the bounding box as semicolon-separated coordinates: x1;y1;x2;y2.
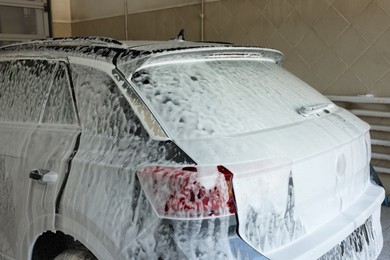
379;206;390;259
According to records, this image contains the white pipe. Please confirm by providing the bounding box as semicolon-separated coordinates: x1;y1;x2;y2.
371;139;390;147
327;95;390;176
374;166;390;175
124;0;128;40
200;0;205;41
327;95;390;104
350;109;390;118
372;153;390;161
371;125;390;132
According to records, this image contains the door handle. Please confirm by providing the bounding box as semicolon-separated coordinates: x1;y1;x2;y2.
29;169;58;184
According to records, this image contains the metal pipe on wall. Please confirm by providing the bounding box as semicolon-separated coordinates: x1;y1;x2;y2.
124;0;128;40
328;95;390;176
200;0;204;41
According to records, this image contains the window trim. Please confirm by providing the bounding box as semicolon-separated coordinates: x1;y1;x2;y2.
0;0;45;9
0;0;50;43
39;61;80;126
0;57;80;126
68;56;169;141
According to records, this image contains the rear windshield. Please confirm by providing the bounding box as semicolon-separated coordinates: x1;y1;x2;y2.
131;59;329;140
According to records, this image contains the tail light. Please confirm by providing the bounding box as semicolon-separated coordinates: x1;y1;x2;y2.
137;164;236;219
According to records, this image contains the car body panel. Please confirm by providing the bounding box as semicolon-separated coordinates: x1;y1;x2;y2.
0;39;385;259
0;58;80;260
0;122;33;259
171;108;383;258
58;61;168;259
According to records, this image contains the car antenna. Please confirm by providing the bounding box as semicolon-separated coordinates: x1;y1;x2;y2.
172;29;185;41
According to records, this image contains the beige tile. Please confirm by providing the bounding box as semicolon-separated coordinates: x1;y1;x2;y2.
324;69;371;95
332;27;369;66
204;1;220;16
296;29;328;67
249;14;277;46
289;0;331;24
312;49;347;86
352;2;390;43
72;16;125;39
379;173;390;195
302;70;328;93
248;0;270;11
351;47;390;87
204;8;222;42
267;32;293;56
283;51;310;79
278;10;311;47
155;9;185;40
223;19;252;45
128;12;158;40
181;22;201;42
52;22;72;37
222;0;242;17
205;2;232;35
371;71;390;97
176;5;201;41
332;0;371;22
376;0;390;15
313;6;350;45
204;25;222;42
262;0;293;28
233;1;262;32
374;28;390;64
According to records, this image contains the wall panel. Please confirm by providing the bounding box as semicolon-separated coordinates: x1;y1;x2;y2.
59;0;390;97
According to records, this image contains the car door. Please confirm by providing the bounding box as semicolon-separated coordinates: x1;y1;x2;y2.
0;58;80;260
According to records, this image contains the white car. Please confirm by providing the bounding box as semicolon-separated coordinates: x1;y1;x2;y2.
0;37;384;259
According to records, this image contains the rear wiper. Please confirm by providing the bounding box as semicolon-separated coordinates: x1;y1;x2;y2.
298;103;334;117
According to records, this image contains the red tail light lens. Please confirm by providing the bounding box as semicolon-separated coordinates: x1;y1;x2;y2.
137;164;236;219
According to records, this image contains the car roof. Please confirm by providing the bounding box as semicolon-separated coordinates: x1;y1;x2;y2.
0;37;229;55
0;37;283;66
0;37;230;49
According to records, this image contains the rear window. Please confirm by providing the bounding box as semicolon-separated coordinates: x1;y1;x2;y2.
132;59;330;140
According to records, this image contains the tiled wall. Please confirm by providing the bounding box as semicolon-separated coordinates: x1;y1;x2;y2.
205;0;390;97
55;0;390;97
52;22;72;37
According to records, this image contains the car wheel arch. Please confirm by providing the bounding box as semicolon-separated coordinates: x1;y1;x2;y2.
31;230;94;260
23;215;113;260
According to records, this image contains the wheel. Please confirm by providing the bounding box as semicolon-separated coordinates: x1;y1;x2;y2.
54;248;96;260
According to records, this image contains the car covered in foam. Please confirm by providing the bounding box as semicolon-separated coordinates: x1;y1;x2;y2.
0;37;384;259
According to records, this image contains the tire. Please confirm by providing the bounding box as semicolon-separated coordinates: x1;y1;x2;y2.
54;248;97;260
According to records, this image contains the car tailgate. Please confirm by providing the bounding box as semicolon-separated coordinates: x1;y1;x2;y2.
173;108;384;259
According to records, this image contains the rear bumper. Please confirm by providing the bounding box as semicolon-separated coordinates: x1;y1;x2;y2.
265;183;384;260
124;184;383;259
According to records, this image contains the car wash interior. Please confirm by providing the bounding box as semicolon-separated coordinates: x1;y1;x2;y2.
0;0;390;259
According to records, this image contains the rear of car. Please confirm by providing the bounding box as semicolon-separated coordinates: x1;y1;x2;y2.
0;39;383;260
120;47;385;259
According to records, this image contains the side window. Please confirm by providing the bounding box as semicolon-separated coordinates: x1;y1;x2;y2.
70;64;148;138
0;59;56;123
41;63;77;125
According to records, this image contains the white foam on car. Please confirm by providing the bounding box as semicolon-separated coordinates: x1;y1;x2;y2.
129;54;384;259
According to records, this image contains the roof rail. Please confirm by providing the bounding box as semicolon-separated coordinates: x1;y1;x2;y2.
49;37;125;46
0;36;126;50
